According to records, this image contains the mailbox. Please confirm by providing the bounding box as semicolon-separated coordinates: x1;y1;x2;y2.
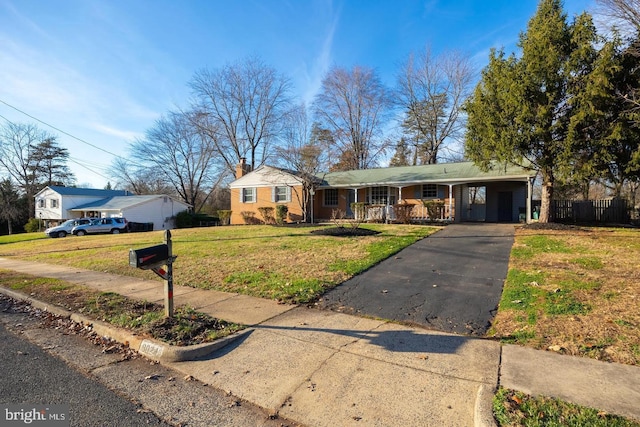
129;244;169;269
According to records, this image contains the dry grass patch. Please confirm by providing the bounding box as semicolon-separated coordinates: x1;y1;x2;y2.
0;270;243;345
490;226;640;365
0;224;437;303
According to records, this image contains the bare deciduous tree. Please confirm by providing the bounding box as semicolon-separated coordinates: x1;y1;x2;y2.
595;0;640;31
312;65;392;170
127;111;225;212
0;122;57;216
395;46;474;164
275;104;326;222
109;157;175;195
189;56;292;175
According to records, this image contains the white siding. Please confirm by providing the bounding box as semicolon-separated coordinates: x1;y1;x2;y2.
121;198;189;230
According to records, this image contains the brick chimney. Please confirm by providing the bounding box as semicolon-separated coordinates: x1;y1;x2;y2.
235;157;252;179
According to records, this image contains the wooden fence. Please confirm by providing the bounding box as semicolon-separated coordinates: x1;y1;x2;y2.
553;198;629;224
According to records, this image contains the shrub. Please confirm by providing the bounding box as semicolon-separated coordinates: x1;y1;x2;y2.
241;211;262;225
275;205;288;225
217;210;232;226
176;212;220;228
393;203;415;224
24;218;40;233
175;210;193;228
258;207;275;224
423;200;445;220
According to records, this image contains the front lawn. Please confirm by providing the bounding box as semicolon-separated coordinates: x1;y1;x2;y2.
490;226;640;366
0;224;438;304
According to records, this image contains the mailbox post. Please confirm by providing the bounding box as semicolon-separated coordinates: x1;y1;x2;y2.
129;230;176;318
163;230;174;318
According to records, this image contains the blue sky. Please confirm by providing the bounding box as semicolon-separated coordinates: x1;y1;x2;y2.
0;0;594;188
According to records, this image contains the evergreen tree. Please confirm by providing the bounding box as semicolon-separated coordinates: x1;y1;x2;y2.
389;138;411;167
465;0;599;222
29;137;76;187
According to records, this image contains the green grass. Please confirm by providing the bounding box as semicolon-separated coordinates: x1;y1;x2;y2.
0;232;48;245
500;269;546;312
494;388;640;427
571;256;604;270
544;290;592;315
511;235;574;259
329;230;428;275
1;224;438;304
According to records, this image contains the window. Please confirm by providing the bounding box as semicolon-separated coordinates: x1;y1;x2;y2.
242;188;256;203
37;199;45;208
422;184;438;199
369;186;388;205
468;186;486;204
50;198;59;208
274;186;290;203
324;189;338;206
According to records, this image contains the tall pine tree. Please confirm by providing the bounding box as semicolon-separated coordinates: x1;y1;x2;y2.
465;0;599;222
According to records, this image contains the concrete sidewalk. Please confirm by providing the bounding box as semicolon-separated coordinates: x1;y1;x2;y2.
0;257;499;427
1;257;639;426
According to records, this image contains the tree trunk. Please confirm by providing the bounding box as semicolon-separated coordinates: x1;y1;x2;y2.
539;170;554;223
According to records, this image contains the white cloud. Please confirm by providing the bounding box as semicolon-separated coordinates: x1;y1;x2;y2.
300;5;340;105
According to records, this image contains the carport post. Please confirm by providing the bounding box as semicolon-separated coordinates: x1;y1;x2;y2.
164;230;174;318
448;184;453;220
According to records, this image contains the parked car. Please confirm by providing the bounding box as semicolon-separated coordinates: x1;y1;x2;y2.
44;218;93;238
72;217;128;236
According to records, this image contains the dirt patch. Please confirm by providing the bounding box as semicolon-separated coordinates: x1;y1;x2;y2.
310;227;381;237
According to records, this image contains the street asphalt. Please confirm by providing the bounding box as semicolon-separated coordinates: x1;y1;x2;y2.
319;223;514;335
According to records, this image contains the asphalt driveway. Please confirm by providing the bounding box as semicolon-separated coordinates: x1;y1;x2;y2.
318;223;515;335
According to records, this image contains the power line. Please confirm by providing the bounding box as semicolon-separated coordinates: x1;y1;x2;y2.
0;98;130;161
0;112;115;182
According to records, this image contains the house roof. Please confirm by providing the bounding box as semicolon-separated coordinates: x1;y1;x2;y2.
70;195;190;211
40;185;130;197
318;161;537;188
230;165;309;188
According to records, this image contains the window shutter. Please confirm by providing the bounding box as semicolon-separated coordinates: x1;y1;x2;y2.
272;187;276;203
438;186;445;199
240;188;244;203
415;186;421;198
287;187;291;202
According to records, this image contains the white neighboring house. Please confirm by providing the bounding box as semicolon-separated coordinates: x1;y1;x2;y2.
34;186;191;230
35;186;131;223
69;195;191;231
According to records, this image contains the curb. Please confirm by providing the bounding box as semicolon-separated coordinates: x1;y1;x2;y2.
0;286;251;362
474;384;497;427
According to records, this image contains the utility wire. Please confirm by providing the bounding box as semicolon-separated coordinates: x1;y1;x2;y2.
0;98;133;161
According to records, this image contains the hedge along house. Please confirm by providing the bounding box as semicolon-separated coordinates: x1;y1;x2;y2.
230;160;538;224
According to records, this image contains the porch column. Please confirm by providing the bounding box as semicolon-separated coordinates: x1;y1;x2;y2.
448;184;453;220
526;177;533;223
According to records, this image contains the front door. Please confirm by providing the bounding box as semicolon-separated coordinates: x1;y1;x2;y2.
498;191;513;222
346;189;356;217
